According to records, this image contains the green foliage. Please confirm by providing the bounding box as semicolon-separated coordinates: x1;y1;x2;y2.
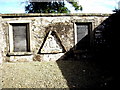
25;0;82;13
69;2;82;11
113;9;120;13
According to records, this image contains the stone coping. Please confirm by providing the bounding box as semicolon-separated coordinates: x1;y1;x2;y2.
0;13;112;18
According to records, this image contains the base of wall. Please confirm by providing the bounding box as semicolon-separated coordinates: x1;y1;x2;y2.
9;55;33;62
7;53;64;62
33;53;64;61
41;53;64;61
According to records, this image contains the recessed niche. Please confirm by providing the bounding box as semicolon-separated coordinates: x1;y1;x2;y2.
40;31;66;54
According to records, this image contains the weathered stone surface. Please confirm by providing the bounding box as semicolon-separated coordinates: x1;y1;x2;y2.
40;53;65;61
33;54;42;61
0;16;5;63
0;13;109;62
9;56;33;62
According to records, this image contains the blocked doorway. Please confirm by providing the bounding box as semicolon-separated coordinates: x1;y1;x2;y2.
75;22;92;50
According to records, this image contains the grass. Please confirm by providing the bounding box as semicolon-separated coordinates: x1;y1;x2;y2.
2;61;68;88
1;60;114;88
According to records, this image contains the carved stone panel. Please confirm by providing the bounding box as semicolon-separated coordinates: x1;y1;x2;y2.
41;31;65;53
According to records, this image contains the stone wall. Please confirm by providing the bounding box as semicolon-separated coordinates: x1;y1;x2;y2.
0;16;3;63
0;13;110;62
0;15;6;63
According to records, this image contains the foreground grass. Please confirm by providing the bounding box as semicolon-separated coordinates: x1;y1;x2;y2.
1;60;113;88
2;61;68;88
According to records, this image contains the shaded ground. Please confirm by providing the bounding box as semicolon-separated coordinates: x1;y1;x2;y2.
57;60;114;89
1;60;114;88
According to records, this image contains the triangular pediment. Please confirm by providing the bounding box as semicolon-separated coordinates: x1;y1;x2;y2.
40;31;66;54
